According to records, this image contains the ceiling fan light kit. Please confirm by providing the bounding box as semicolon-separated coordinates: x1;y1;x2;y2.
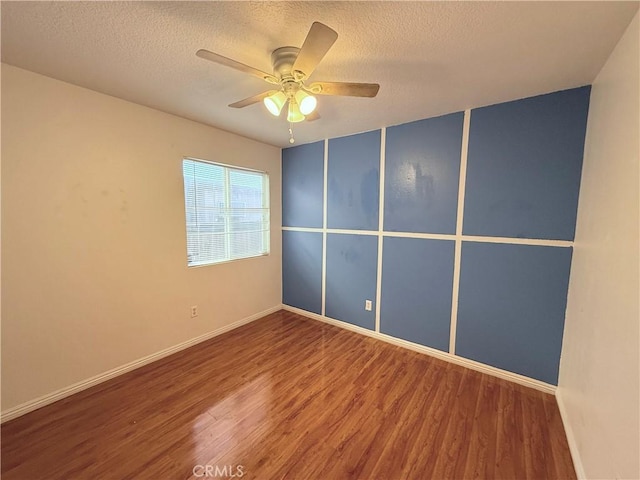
287;98;305;123
197;21;380;142
294;90;317;115
264;91;287;116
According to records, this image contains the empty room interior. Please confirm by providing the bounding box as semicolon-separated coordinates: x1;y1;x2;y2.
1;2;639;479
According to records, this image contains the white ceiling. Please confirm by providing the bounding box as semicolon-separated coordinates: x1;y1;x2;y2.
1;1;638;148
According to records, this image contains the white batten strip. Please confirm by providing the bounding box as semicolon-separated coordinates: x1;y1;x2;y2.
321;139;329;316
281;226;322;232
462;235;573;248
284;228;573;248
283;305;556;395
326;228;379;236
383;231;456;241
449;109;471;355
323;138;329;233
375;128;386;333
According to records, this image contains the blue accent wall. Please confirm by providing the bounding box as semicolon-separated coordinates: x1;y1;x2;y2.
327;130;380;230
456;242;572;384
325;233;378;330
282;86;590;386
282;141;324;228
282;230;323;314
463;86;590;240
384;113;464;234
380;237;455;352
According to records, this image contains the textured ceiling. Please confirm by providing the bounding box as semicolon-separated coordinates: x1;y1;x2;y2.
1;1;638;147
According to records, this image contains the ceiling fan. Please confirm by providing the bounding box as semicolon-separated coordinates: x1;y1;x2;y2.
196;22;380;142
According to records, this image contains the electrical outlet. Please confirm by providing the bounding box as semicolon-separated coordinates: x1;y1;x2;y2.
190;305;198;318
365;300;372;311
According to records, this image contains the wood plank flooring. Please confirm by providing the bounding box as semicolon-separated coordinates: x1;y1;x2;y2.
1;310;576;479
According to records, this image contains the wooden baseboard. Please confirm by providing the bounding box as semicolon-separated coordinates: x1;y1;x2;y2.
0;305;282;423
555;387;587;479
282;304;557;395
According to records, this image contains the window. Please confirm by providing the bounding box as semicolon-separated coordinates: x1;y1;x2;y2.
182;158;270;267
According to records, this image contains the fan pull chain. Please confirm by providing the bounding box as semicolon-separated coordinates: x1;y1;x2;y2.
289;123;295;144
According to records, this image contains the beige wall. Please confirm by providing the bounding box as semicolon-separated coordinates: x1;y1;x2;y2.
558;13;639;480
1;64;282;412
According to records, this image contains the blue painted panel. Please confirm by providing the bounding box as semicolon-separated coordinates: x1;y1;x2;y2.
325;233;378;330
463;86;590;240
282;230;323;314
456;242;573;385
327;130;380;230
282;141;324;228
384;113;464;234
380;237;455;352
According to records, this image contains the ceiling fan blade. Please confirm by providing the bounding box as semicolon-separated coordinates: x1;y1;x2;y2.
292;22;338;78
229;90;276;109
305;111;321;122
308;82;380;97
197;49;278;84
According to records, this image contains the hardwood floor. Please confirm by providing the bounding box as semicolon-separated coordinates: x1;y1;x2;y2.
1;310;575;479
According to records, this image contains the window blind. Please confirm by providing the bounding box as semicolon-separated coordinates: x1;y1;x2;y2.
182;158;270;267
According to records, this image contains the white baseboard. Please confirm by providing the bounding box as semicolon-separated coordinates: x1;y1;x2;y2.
555;387;586;479
0;305;282;424
282;304;557;395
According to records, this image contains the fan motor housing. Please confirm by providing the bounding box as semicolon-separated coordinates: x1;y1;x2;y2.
271;47;300;79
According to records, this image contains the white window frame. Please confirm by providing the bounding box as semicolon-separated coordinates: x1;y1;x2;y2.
182;157;270;267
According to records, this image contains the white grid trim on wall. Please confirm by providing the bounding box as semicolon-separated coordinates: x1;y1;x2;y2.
283;111;573;392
